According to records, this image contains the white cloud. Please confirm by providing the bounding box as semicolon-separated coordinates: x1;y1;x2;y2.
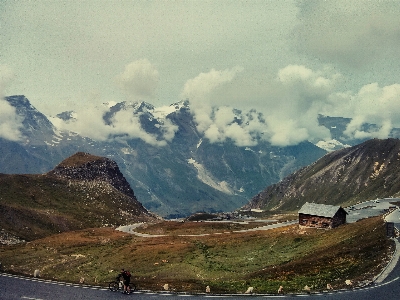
180;67;243;129
0;65;22;141
202;106;257;146
266;116;309;146
180;65;338;147
181;67;265;147
115;59;159;101
0;98;23;142
50;102;178;147
343;83;400;139
258;65;335;146
181;67;244;103
277;64;339;101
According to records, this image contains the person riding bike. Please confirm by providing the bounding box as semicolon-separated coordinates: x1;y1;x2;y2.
118;268;132;294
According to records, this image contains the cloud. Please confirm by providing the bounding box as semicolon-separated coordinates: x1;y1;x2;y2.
181;67;243;103
49;59;176;147
181;67;259;146
115;59;159;101
0;65;22;141
277;65;338;100
203;106;257;147
180;67;264;146
50;102;178;147
180;65;338;147
262;64;337;145
343;83;400;139
248;65;336;146
0;99;23;142
108;108;178;146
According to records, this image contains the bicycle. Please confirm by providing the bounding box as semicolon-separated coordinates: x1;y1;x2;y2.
108;279;137;294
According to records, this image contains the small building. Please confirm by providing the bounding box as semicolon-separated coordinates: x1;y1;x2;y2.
298;202;347;228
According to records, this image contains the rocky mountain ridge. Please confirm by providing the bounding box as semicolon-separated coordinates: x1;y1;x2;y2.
245;138;400;212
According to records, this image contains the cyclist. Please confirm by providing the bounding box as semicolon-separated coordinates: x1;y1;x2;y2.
118;268;132;294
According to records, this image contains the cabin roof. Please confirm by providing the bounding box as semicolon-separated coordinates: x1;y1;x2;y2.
298;202;347;218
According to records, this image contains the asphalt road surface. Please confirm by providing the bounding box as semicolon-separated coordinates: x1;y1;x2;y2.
1;271;399;300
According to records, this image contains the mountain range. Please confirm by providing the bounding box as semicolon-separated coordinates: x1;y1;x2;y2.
1;95;399;218
245;138;400;212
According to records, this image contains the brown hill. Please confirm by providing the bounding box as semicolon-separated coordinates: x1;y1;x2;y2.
48;152;137;199
0;152;158;242
244;138;400;212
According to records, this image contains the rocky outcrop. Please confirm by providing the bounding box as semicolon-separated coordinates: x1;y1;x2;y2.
48;152;137;200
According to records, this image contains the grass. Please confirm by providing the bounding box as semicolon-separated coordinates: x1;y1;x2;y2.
0;173;156;240
0;216;393;294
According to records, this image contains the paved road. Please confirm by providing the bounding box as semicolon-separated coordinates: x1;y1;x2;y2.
1;271;399;299
346;198;400;224
116;220;298;237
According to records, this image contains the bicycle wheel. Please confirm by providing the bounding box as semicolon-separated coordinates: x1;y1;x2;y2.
129;283;137;292
109;281;119;292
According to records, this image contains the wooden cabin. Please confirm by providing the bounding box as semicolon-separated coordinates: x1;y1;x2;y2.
298;202;347;228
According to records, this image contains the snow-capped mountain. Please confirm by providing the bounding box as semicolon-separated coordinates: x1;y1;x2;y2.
0;95;331;217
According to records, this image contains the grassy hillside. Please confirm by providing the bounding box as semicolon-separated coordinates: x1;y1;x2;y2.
0;173;155;241
0;216;393;294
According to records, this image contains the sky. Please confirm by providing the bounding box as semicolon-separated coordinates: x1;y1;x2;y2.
1;0;400;147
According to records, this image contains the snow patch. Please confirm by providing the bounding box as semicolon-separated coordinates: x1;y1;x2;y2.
197;139;203;149
152;105;178;119
121;147;136;155
187;158;233;194
315;139;350;152
103;101;117;108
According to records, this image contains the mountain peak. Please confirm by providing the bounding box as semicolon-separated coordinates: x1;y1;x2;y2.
56;110;76;122
49;152;137;200
56;152;104;168
4;95;56;146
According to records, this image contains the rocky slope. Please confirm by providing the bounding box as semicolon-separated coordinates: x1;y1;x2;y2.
48;152;137;199
0;152;157;242
245;138;400;212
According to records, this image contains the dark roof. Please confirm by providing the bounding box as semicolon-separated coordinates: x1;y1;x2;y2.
298;202;347;218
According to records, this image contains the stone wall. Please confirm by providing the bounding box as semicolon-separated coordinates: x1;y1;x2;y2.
299;214;332;228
